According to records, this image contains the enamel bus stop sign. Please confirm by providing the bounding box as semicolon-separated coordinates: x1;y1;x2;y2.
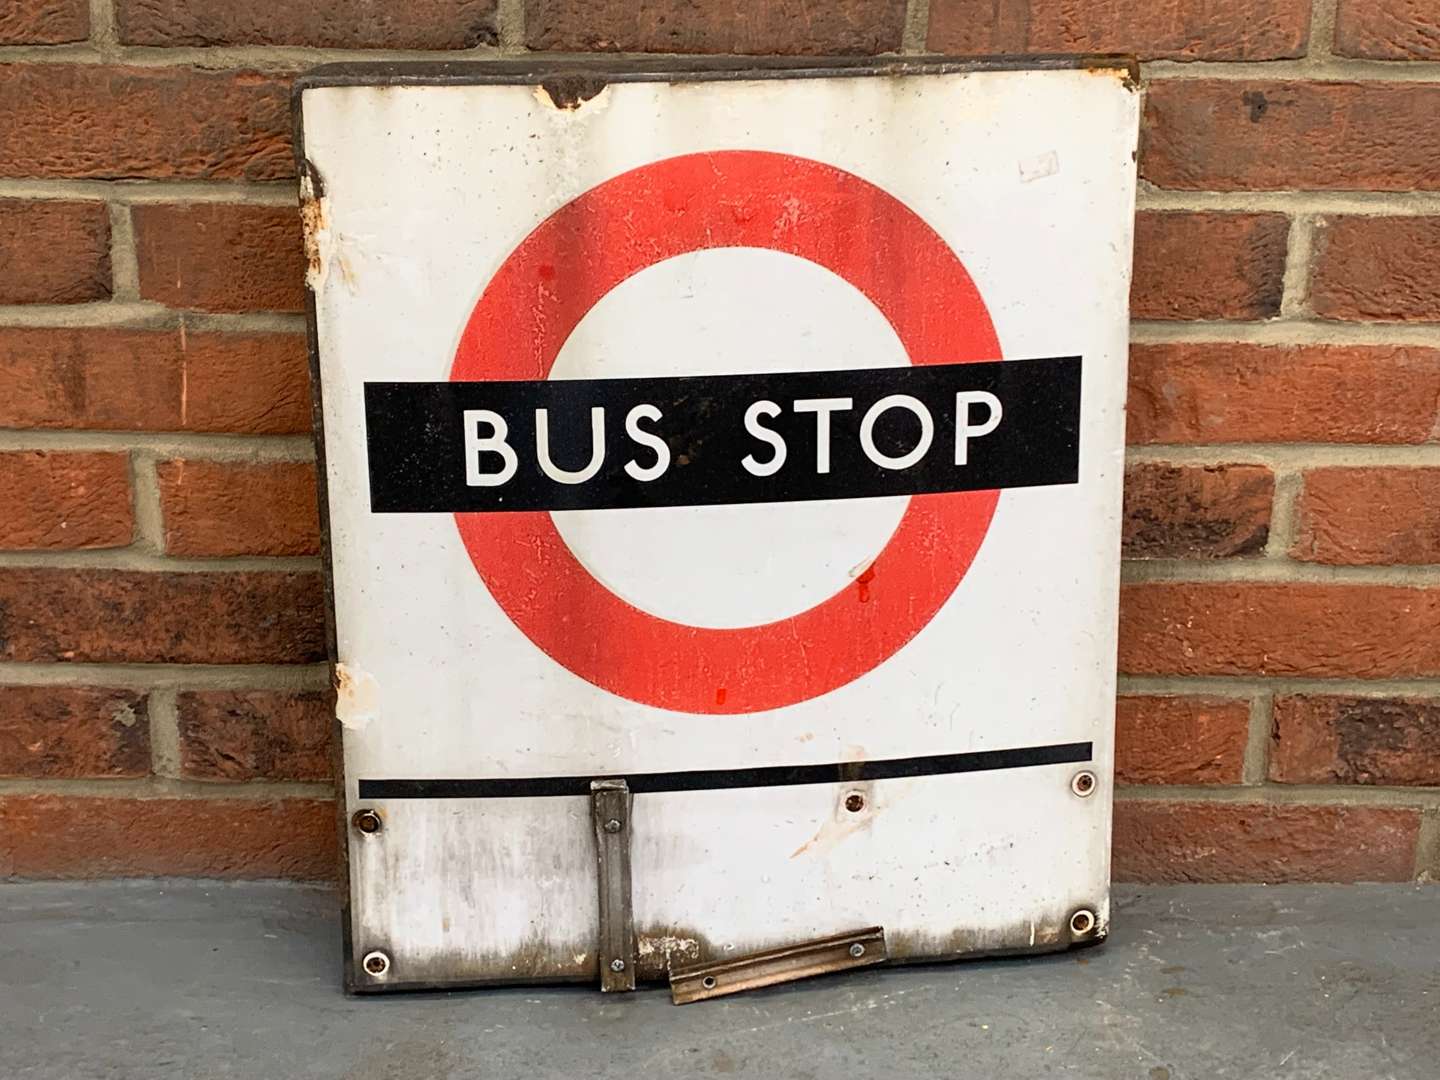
296;57;1141;992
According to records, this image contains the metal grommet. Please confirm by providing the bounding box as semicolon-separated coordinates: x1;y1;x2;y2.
1070;771;1097;798
1069;909;1096;937
701;976;717;990
351;808;383;834
362;950;391;976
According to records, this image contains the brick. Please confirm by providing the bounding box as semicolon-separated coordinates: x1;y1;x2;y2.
158;460;319;557
1131;212;1288;320
928;0;1309;60
177;690;331;782
1293;468;1440;566
0;0;87;43
1335;0;1440;60
0;569;325;664
1142;81;1440;192
1113;801;1420;883
1311;217;1440;323
0;687;149;779
0;328;311;435
134;204;304;314
0;795;336;879
1272;696;1440;787
0;451;132;551
0;66;291;181
526;0;905;54
1115;696;1250;785
1122;464;1273;559
0;200;110;305
116;0;496;48
1127;343;1440;446
1119;583;1440;678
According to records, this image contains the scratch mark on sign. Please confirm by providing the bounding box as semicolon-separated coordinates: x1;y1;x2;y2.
1019;151;1060;182
335;662;379;730
299;168;333;292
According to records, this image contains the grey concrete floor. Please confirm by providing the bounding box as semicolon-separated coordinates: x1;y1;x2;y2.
1;881;1436;1080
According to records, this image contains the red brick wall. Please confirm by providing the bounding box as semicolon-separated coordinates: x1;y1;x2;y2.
1;0;1436;884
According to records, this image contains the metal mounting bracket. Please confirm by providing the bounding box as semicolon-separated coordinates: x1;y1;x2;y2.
669;926;887;1004
590;778;635;992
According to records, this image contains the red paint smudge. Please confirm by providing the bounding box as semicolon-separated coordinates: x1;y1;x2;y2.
537;263;556;280
856;566;876;604
715;687;727;705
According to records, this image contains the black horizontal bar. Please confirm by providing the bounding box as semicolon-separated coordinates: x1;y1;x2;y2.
358;742;1092;800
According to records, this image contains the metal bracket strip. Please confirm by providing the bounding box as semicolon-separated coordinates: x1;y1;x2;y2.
590;778;635;992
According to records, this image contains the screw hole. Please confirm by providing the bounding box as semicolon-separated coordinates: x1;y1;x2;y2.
1070;771;1097;797
362;950;390;976
351;809;383;834
702;976;717;990
844;792;865;813
1070;909;1096;936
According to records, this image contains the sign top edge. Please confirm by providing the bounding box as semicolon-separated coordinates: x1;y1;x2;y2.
292;54;1140;97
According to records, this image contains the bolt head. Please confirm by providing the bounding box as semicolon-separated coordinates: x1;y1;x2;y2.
849;943;866;958
603;818;622;834
610;958;626;973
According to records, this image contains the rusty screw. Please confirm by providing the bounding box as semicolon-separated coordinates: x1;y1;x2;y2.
844;793;866;813
1070;909;1097;937
1070;771;1097;798
610;959;626;973
352;808;383;834
362;950;390;976
603;818;623;834
849;943;866;958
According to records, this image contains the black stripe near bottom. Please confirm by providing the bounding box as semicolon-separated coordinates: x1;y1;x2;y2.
358;742;1092;800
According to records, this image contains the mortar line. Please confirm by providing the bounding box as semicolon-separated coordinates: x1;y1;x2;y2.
1263;468;1304;559
0;776;334;800
0;550;320;572
1119;675;1440;697
0;179;299;205
146;686;181;779
495;0;526;53
1136;187;1440;215
127;449;167;555
1140;57;1440;80
0;429;312;457
1308;0;1340;59
105;202;140;302
1242;692;1275;785
0;304;307;332
1125;445;1440;469
0;43;501;67
1130;320;1440;346
0;43;1432;79
0;661;330;690
87;0;117;56
1121;559;1440;586
1115;784;1440;808
1279;213;1317;319
901;0;931;53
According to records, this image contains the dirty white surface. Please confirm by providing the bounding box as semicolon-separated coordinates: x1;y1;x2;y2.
300;66;1140;986
3;882;1437;1080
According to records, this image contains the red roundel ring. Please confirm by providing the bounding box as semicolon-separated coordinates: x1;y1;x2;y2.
451;150;1002;715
